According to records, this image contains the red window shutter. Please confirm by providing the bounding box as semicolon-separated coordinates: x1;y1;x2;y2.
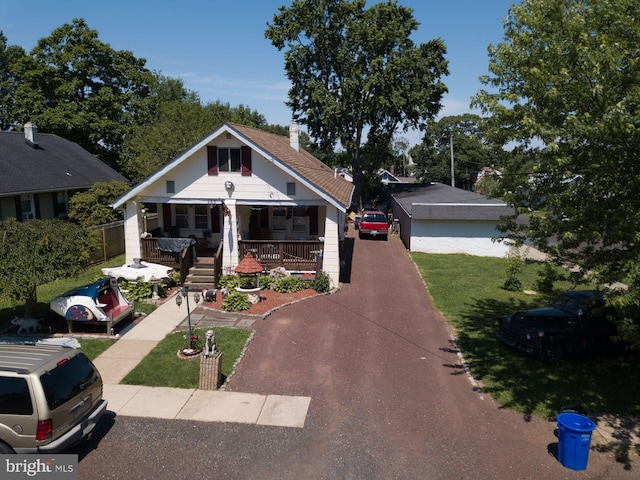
241;146;252;176
207;146;218;176
210;204;221;234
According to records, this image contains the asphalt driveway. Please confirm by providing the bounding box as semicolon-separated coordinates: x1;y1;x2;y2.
225;227;635;479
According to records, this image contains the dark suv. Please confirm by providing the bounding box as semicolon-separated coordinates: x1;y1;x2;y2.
497;290;628;362
0;343;107;453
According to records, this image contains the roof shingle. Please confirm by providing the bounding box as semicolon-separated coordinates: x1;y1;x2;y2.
0;131;128;196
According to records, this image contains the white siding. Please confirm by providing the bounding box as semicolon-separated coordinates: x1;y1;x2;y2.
136;144;319;204
323;206;341;288
410;219;510;257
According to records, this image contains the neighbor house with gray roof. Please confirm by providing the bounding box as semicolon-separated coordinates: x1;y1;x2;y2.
0;123;128;222
112;122;354;288
390;182;515;257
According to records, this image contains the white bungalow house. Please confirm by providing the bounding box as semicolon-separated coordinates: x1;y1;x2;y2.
389;182;515;257
112;122;354;288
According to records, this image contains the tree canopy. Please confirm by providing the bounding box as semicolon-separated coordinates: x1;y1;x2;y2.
266;0;448;210
5;19;154;168
0;32;26;130
472;0;640;344
120;76;269;183
0;218;94;318
410;114;495;189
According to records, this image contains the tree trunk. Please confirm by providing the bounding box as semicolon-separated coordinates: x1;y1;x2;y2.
24;285;38;319
350;139;364;213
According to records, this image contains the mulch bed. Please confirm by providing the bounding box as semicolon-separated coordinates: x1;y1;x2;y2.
199;288;317;316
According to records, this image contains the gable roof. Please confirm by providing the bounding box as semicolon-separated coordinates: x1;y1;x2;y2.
113;122;354;210
0;130;128;196
392;182;513;221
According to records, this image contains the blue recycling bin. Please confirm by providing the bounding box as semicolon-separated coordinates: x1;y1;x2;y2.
557;412;597;470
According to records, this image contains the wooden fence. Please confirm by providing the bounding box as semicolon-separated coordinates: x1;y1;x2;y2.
89;220;125;264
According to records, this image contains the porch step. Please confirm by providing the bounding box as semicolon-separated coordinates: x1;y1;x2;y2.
185;261;218;291
189;267;216;276
185;282;218;292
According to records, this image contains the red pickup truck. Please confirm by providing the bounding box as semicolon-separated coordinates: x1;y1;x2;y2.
358;209;389;240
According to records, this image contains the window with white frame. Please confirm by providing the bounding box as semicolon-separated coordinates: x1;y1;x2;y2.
218;148;241;173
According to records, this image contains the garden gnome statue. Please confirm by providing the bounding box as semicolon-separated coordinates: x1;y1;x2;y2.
204;329;217;357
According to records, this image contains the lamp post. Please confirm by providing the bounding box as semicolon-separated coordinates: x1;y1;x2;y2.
175;286;201;351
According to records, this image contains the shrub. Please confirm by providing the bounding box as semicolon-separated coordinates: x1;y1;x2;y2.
313;271;331;293
218;274;238;289
259;275;274;290
170;270;181;286
222;292;251;312
502;246;525;292
274;276;305;293
120;280;154;301
535;262;565;294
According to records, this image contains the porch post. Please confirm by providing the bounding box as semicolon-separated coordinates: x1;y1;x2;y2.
123;200;143;263
222;200;239;274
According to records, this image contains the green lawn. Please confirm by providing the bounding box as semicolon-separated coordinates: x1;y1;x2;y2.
121;327;252;389
80;338;117;360
412;252;640;418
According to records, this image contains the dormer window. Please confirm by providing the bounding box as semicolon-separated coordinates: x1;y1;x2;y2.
218;147;241;172
208;146;252;176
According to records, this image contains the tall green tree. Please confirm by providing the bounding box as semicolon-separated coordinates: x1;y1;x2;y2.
0;31;27;130
265;0;448;210
472;0;640;344
410;114;492;189
8;19;154;167
0;218;94;318
120;76;270;183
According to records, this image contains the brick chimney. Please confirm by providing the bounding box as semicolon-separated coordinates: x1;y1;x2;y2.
24;122;38;147
289;120;300;152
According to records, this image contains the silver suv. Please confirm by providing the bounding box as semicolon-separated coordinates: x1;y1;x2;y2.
0;343;107;453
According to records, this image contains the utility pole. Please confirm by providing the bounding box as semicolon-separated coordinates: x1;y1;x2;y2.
450;134;455;187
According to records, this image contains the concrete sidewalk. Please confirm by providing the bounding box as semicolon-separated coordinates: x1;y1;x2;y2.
92;296;310;428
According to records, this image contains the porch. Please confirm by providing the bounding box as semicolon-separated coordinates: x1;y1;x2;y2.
239;240;324;272
140;237;323;287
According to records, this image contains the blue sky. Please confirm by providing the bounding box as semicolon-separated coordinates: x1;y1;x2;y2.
2;0;516;145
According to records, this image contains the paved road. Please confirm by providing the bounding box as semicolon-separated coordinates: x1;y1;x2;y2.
77;230;635;479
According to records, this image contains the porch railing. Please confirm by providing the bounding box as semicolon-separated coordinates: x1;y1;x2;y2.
141;238;194;283
239;240;324;272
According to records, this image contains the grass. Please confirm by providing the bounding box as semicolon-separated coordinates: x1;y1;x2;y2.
412;252;640;418
121;327;252;389
80;338;117;360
